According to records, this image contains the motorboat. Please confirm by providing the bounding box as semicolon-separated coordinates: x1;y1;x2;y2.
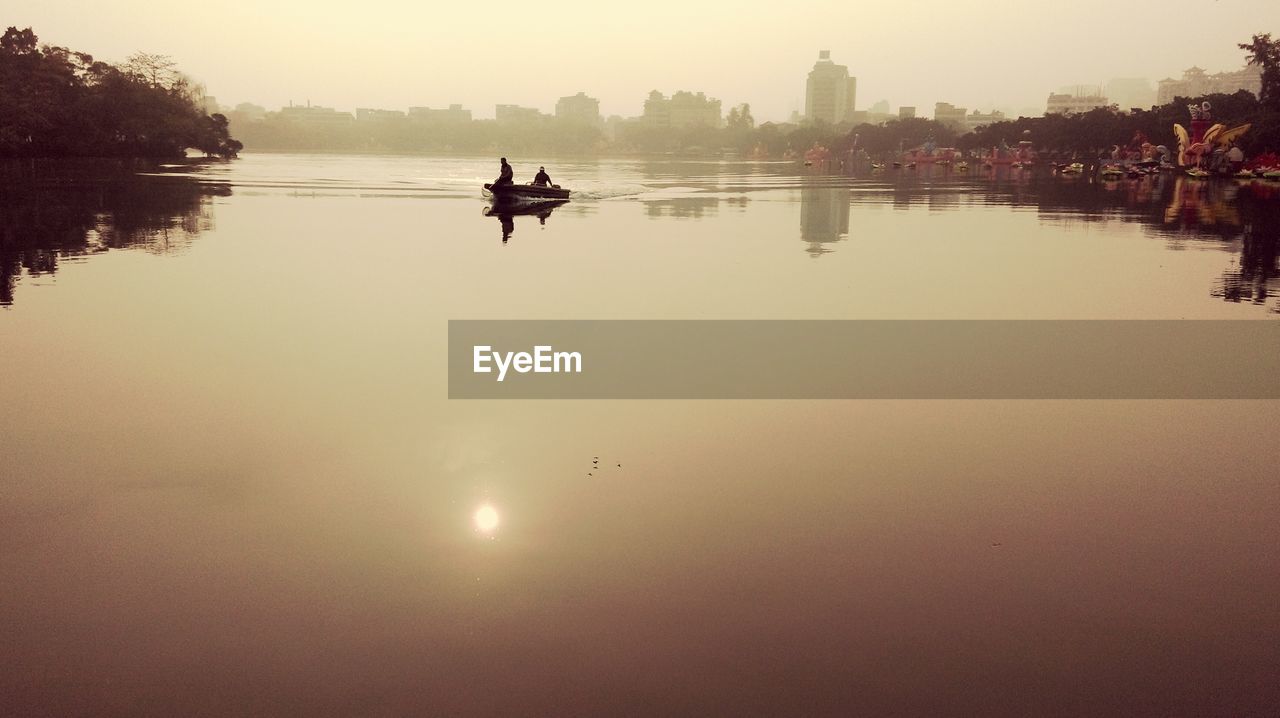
483;182;570;201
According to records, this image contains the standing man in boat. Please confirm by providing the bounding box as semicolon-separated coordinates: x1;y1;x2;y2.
493;158;514;187
532;166;553;187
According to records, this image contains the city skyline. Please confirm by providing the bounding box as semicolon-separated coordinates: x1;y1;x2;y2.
7;0;1275;122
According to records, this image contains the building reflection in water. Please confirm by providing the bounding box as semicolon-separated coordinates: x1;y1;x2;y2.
0;163;228;306
857;171;1280;311
643;196;722;220
799;186;850;257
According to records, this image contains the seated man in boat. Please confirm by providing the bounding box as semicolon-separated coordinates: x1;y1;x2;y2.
493;158;514;187
532;166;553;187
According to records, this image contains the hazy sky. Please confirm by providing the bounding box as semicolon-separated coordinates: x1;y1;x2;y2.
9;0;1277;120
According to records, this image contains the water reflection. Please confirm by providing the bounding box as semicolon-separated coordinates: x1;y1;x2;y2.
482;200;567;244
799;186;851;256
642;196;721;220
828;173;1280;310
1212;187;1280;308
473;504;500;535
0;162;227;306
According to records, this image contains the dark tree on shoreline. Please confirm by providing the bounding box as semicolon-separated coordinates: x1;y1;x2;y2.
1239;33;1280;110
0;27;242;159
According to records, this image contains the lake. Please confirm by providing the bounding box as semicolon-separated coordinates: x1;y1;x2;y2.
2;154;1278;716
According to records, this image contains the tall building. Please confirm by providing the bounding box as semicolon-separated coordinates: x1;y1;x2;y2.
642;91;722;129
1156;65;1262;105
966;109;1005;131
495;105;546;123
1104;78;1156;111
898;106;916;120
1045;88;1110;115
232;102;266;121
933;102;968;131
279;104;354;125
409;105;472;122
356;108;406;122
804;51;856;125
555;92;601;125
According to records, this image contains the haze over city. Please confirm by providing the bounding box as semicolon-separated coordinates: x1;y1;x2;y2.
8;0;1276;121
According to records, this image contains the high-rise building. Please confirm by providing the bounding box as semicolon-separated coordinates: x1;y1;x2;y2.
279;104;354;125
933;102;968;131
1045;89;1110;115
555;92;601;125
356;108;406;122
1156;65;1262;105
1104;78;1156;111
409;105;472;123
898;106;916;119
232;102;266;121
966;109;1006;132
642;91;722;128
495;105;546;123
804;51;856;125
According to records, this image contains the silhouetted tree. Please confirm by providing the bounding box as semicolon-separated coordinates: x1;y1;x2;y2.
0;27;240;158
1239;33;1280;110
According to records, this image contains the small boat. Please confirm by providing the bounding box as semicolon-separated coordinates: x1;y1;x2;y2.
483;183;570;201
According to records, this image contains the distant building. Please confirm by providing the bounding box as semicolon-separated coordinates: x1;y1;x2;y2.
966;109;1005;131
279;103;354;124
232;102;266;121
408;105;472;123
642;90;722;129
1104;78;1156;111
898;106;916;119
202;96;220;115
495;104;546;123
804;50;856;125
1045;88;1110;115
1156;65;1262;105
603;115;630;142
555;92;601;125
933;102;968;131
356;108;406;122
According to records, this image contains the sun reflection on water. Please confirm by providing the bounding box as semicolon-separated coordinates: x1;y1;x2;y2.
473;504;500;535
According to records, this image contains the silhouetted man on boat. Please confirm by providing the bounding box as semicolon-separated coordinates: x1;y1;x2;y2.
493;158;514;187
532;166;553;186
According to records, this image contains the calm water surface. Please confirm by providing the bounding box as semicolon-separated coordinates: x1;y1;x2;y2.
2;154;1278;716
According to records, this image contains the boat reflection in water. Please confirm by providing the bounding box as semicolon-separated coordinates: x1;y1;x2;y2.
482;199;568;243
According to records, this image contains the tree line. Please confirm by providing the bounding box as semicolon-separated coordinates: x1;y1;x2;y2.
0;27;242;159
